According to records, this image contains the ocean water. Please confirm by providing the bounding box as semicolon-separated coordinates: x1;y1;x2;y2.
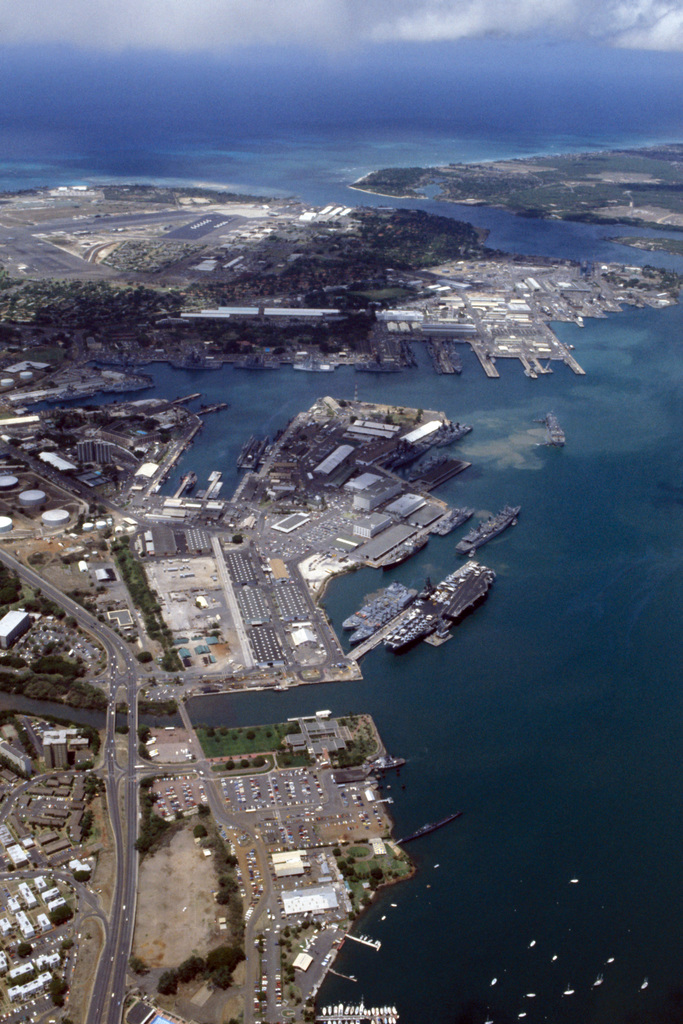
8;38;683;1022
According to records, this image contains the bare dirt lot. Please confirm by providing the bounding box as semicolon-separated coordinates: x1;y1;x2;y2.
133;826;221;967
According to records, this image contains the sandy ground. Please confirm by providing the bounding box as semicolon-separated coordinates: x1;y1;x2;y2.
133;828;221;967
69;915;105;1021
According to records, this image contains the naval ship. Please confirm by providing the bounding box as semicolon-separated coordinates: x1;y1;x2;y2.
343;582;417;644
455;505;521;555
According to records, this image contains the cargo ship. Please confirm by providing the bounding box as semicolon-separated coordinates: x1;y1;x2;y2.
430;508;475;536
455;505;521;555
396;811;463;844
343;582;417;643
383;560;495;653
381;535;429;570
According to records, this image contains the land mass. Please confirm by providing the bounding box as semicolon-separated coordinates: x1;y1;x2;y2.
352;143;683;229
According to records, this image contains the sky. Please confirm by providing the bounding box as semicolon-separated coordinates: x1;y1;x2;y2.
1;0;683;52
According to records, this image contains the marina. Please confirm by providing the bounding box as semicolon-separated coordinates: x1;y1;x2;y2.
316;1002;398;1024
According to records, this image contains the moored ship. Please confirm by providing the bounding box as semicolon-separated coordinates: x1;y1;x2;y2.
381;535;429;570
455;505;520;554
430;508;475;536
343;582;417;643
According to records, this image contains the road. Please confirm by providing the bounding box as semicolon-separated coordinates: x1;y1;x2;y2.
0;547;141;1024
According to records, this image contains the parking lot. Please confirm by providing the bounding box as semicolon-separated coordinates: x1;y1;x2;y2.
151;774;207;819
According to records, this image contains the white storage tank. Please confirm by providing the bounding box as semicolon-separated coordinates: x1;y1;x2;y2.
0;476;18;491
18;489;46;507
18;371;33;381
41;509;69;528
0;517;13;534
82;522;94;532
95;519;107;529
0;379;14;389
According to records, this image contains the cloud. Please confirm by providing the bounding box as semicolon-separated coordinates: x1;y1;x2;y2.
1;0;683;51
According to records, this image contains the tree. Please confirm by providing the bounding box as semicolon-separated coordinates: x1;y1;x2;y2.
193;823;208;838
49;904;74;926
17;941;32;957
158;970;178;995
136;651;153;663
129;955;148;975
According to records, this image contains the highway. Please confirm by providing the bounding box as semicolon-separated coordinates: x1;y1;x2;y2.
0;547;141;1024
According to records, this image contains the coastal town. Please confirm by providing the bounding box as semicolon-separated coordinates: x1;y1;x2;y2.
0;177;677;1024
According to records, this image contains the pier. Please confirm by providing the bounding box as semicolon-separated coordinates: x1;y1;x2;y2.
344;934;381;951
347;607;414;662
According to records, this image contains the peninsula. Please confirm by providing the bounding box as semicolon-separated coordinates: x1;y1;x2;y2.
352;142;683;230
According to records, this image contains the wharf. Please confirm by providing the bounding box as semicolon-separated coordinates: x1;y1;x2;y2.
470;339;499;377
412;457;471;490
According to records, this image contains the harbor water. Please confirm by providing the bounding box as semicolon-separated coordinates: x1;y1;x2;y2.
13;67;683;1020
155;293;683;1024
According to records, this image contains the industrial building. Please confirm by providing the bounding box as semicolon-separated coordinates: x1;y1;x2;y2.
352;478;402;512
353;513;392;539
0;610;31;649
281;884;338;916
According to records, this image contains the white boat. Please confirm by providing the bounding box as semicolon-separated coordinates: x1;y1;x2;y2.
606;957;615;964
491;978;497;986
570;878;579;883
641;978;649;990
552;955;558;961
529;940;536;948
525;993;536;998
593;974;604;987
518;1014;527;1019
563;987;575;996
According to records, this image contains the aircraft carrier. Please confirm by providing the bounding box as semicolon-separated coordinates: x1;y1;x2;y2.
383;560;495;653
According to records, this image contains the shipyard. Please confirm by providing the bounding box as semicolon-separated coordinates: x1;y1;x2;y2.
0;175;675;1024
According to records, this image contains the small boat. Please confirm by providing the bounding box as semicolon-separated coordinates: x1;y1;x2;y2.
552;955;558;961
525;993;536;998
563;987;575;996
529;940;536;948
491;978;497;986
593;974;604;987
390;903;397;907
641;978;649;990
434;863;440;868
570;878;579;884
518;1015;527;1019
606;957;615;964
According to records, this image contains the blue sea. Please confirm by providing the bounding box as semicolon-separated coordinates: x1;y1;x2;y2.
6;36;683;1024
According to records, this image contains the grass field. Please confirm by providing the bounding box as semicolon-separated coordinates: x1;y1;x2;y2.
196;722;297;758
